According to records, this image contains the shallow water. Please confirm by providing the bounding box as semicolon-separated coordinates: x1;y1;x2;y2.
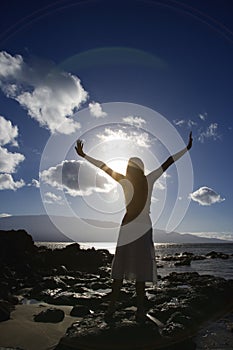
35;242;233;280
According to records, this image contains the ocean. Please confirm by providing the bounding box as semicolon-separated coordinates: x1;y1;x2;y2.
35;242;233;280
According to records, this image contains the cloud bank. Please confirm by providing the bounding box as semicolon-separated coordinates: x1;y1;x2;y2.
0;173;25;190
190;186;225;206
0;51;88;134
44;192;63;204
0;115;19;147
122;116;146;128
40;160;114;197
97;127;152;148
89;102;107;118
0;146;25;173
0;115;25;191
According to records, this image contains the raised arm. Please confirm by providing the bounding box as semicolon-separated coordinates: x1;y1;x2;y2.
148;132;193;183
161;132;192;172
75;140;125;182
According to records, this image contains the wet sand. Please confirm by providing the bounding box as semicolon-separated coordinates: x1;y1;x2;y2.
0;303;76;350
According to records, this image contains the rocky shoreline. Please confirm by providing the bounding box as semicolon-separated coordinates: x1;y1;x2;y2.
0;229;233;350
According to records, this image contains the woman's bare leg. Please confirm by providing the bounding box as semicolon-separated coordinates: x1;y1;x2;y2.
136;281;146;320
106;279;123;315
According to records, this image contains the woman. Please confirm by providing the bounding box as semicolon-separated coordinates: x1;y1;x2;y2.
75;132;192;321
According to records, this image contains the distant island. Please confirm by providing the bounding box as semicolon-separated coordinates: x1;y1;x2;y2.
0;214;231;244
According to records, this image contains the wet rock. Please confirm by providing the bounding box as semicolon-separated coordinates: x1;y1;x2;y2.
52;245;111;272
89;281;110;290
60;276;76;286
55;309;196;350
70;305;91;317
167;311;192;327
191;255;206;261
97;266;111;278
41;276;67;290
0;281;11;300
34;308;65;323
206;251;229;259
5;294;19;305
151;303;190;324
55;313;161;350
71;284;86;293
174;258;191;266
164;272;200;285
53;265;68;275
161;321;185;337
161;252;206;264
0;230;37;266
0;300;14;322
161;255;178;261
182;252;194;257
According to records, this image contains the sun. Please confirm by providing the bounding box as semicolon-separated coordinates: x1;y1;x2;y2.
107;159;128;175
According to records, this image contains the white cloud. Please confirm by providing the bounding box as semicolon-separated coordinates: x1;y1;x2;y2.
152;172;170;191
0;213;12;218
0;51;88;134
154;179;166;190
173;119;185;127
199;113;207;121
0;116;18;146
0;115;25;191
0;146;25;173
198;123;220;143
0;51;23;78
44;192;63;204
122;116;146;128
40;160;115;197
161;172;171;179
0;173;25;190
28;178;40;188
190;186;225;206
173;119;197;128
89;102;107;118
97;128;151;148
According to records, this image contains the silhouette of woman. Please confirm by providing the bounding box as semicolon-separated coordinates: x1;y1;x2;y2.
75;132;193;321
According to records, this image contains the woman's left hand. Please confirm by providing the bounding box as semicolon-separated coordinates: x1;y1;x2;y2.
75;140;85;157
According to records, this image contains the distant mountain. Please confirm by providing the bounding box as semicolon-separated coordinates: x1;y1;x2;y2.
0;215;230;244
0;215;119;242
153;229;230;244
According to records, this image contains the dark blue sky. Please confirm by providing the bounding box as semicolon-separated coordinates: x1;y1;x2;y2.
0;0;233;240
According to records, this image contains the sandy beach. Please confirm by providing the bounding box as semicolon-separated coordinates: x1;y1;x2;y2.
0;303;76;350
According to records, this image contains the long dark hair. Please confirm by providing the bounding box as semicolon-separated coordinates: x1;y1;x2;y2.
125;157;148;221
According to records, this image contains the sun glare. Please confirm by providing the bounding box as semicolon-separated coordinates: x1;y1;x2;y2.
107;159;128;175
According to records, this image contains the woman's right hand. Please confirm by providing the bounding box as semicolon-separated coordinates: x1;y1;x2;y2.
187;132;193;150
75;140;85;157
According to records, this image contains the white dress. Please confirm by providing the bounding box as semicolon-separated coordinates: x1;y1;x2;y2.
111;167;163;284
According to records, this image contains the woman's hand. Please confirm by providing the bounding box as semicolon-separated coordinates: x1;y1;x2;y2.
187;131;193;150
75;140;85;157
